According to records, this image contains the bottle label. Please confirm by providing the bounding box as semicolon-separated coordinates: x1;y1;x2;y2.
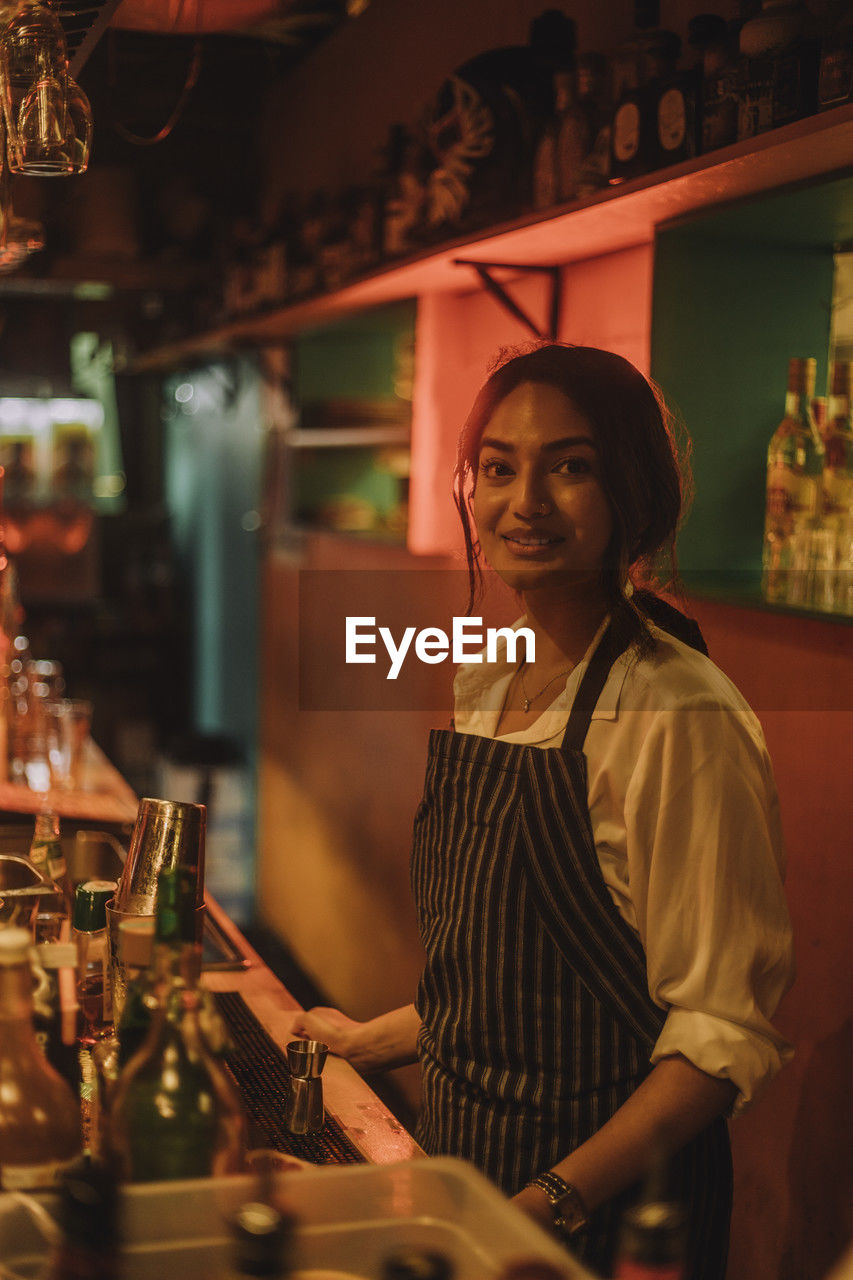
612;101;641;162
1;1160;66;1191
47;851;67;880
29;842;48;867
658;88;686;151
818;49;853;107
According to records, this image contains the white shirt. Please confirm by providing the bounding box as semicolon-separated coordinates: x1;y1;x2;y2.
453;617;795;1115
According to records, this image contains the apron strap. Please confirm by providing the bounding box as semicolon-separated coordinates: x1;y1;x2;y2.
560;622;629;752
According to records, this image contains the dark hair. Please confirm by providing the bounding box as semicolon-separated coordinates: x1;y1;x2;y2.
453;342;692;654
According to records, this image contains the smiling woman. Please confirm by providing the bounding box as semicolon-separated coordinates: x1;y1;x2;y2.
293;343;794;1280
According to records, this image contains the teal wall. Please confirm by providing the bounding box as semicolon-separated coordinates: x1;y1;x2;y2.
651;176;850;600
163;355;262;765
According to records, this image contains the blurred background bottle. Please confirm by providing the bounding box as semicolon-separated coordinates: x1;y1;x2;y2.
0;927;82;1190
30;940;82;1098
762;356;821;604
29;809;74;942
72;878;117;1045
108;865;245;1181
819;359;853;612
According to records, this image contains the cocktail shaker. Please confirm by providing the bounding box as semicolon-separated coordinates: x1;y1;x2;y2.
113;798;206;916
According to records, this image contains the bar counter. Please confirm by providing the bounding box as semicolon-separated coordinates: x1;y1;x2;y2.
0;741;423;1170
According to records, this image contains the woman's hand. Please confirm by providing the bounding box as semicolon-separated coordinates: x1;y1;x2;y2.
289;1002;421;1074
290;1006;363;1061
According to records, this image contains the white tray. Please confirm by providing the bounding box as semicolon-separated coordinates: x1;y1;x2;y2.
0;1157;596;1279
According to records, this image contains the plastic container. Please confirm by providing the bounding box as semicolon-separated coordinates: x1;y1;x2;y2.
0;1157;596;1279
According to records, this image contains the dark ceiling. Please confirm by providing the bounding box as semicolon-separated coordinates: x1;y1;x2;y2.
2;1;353;293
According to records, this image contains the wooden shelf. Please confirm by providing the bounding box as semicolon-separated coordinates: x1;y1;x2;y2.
131;105;853;373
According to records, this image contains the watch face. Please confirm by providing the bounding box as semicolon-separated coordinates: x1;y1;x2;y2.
612;101;640;161
658;87;686;150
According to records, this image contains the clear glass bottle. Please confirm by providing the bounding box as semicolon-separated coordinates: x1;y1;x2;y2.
820;360;853;612
0;926;82;1191
29;809;73;942
108;867;246;1182
762;356;822;604
72;879;117;1045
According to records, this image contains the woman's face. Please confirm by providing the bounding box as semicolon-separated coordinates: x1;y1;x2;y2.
471;380;613;596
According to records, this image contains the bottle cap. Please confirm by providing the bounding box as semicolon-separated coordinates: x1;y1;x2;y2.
118;916;155;968
155;865;198;944
72;880;117;932
0;927;32;964
617;1199;688;1265
31;942;78;969
231;1201;293;1277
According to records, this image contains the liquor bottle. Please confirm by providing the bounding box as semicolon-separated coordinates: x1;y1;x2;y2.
72;879;117;1045
817;4;853;110
820;360;853;611
47;1154;120;1280
108;867;246;1182
688;13;739;152
0;926;82;1191
762;357;823;604
613;1151;687;1280
226;1199;295;1278
29;810;73;944
610;2;684;182
30;940;82;1098
532;17;581;209
115;915;157;1068
575;51;613;194
737;0;820;139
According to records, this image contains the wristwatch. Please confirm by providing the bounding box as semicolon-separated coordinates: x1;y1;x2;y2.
526;1172;589;1237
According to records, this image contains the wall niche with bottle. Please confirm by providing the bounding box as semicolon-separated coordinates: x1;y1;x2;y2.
651;168;853;620
284;301;415;544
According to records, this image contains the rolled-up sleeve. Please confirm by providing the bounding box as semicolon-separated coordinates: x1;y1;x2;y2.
623;698;795;1114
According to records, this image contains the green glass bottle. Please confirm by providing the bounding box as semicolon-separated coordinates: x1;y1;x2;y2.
108;868;246;1182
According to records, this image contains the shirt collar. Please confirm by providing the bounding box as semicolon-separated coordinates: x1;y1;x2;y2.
453;614;630;740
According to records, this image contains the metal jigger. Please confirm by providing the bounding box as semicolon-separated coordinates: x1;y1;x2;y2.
113;798;206;917
285;1039;328;1136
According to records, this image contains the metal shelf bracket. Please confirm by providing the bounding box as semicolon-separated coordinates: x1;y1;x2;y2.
453;259;561;340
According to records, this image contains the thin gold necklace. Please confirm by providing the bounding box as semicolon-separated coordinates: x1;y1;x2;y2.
518;662;573;713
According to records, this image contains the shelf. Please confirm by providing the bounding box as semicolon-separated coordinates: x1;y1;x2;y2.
287;426;410;449
130;105;853;373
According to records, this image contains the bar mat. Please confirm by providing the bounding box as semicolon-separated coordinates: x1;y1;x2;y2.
213;990;366;1165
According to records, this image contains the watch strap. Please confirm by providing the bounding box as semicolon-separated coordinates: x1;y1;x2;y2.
526;1172;589;1237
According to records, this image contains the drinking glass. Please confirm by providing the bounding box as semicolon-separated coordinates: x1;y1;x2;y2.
46;697;91;789
0;2;92;176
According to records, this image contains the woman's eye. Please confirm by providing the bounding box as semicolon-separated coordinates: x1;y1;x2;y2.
556;455;593;476
479;458;513;479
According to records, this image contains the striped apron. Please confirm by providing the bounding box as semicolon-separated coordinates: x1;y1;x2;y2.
411;624;732;1279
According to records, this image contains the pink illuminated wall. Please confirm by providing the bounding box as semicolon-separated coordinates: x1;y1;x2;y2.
408;243;654;556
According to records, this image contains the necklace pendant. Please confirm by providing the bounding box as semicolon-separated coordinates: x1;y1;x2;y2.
522;697;530;713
